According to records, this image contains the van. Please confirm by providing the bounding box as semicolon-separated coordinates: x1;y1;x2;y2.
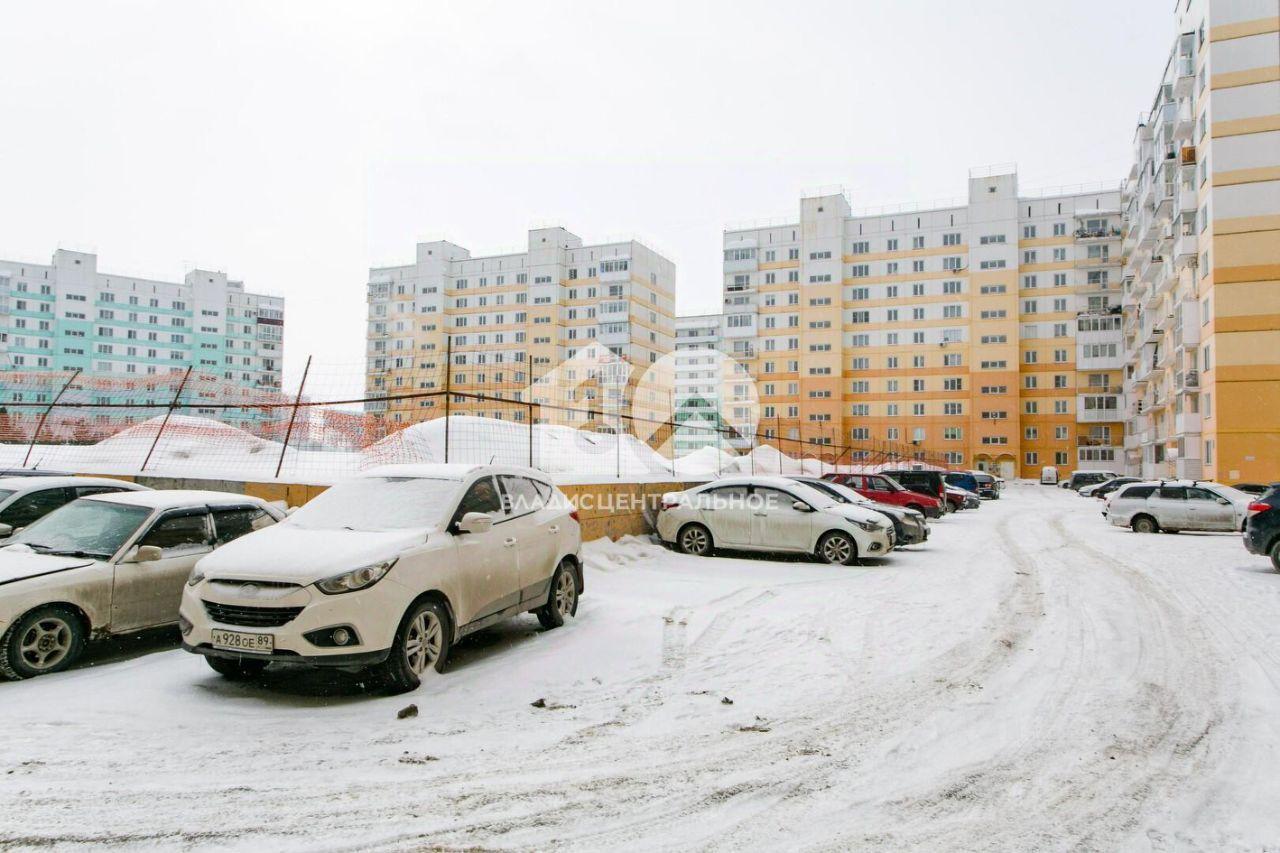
1040;466;1059;485
881;469;947;510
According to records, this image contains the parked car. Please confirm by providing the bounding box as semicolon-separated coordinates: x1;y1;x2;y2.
1040;465;1059;485
1242;485;1280;570
944;472;979;494
183;464;582;692
881;468;948;510
1063;469;1118;491
823;472;944;519
944;484;981;511
968;472;1000;499
0;490;283;679
1104;480;1253;533
1233;483;1280;496
0;476;148;542
1081;476;1140;498
789;476;928;546
657;476;894;565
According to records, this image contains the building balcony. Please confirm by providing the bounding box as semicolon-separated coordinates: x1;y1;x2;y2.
1172;231;1197;268
1124;432;1141;450
1174;369;1201;392
1174;411;1201;435
1075;226;1123;241
1173;99;1195;140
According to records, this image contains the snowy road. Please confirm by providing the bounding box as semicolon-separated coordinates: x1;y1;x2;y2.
2;485;1280;851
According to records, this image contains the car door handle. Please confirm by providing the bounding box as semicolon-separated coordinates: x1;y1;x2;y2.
548;525;560;534
504;537;518;547
753;511;768;516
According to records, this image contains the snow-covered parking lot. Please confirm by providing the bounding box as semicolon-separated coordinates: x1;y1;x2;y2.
2;484;1280;851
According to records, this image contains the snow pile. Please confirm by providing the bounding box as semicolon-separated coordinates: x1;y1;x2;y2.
364;415;677;479
581;534;671;572
670;445;738;479
720;444;828;477
2;413;860;485
93;415;280;460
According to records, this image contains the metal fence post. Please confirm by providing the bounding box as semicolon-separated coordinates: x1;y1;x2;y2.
274;355;312;479
527;353;534;468
141;366;193;473
444;335;452;463
21;368;82;469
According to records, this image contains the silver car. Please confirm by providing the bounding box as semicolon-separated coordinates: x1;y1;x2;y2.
1104;480;1252;533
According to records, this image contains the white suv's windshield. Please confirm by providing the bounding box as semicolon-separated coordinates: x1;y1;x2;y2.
287;477;461;531
8;500;152;558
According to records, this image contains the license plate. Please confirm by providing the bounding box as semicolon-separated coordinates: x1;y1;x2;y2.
211;629;274;653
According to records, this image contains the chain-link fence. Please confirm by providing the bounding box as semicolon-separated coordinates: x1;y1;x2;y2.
0;350;958;483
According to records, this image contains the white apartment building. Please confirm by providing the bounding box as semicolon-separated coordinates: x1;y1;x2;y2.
366;228;676;426
721;170;1125;478
1121;0;1280;483
0;249;284;424
673;313;725;454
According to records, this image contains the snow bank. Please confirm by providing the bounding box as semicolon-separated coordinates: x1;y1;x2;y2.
0;414;859;486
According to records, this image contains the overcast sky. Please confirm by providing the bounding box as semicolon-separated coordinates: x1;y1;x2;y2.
1;0;1171;389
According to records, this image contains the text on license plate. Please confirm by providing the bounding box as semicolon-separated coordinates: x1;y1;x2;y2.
211;629;274;653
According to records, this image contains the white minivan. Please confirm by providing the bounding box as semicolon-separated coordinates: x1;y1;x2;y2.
1040;466;1059;486
182;464;582;692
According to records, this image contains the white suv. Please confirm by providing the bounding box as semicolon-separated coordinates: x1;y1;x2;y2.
1105;480;1253;533
182;464;582;692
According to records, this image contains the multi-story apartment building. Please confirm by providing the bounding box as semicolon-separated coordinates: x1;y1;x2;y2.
366;228;675;428
0;249;284;427
1121;0;1280;482
673;313;725;454
721;170;1125;479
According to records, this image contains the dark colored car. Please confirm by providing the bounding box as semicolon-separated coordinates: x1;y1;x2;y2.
1243;486;1280;571
791;476;929;546
944;472;979;493
1234;482;1280;496
882;469;948;511
1089;476;1141;499
822;472;944;519
971;472;999;499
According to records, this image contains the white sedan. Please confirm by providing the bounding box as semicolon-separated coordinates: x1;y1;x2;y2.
0;490;284;679
0;475;148;542
656;476;895;564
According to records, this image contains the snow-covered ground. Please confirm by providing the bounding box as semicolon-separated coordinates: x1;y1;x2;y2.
2;485;1279;850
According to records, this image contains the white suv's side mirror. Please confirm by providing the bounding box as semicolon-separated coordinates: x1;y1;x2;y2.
457;512;494;534
134;545;163;562
0;522;12;537
791;500;812;513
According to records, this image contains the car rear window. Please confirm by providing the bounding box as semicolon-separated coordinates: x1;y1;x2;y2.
1120;485;1156;499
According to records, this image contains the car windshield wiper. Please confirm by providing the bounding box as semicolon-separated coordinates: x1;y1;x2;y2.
45;549;108;559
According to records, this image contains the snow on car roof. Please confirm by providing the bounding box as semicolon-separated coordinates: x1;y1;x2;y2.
0;475;146;492
83;489;270;509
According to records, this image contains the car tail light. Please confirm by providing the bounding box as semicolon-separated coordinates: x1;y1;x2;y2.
1247;502;1271;516
570;509;580;522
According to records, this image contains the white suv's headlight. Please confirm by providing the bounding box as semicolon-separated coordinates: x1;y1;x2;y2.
316;559;397;595
187;568;205;588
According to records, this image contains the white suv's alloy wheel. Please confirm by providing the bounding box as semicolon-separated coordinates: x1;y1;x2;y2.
20;616;74;671
404;610;443;675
